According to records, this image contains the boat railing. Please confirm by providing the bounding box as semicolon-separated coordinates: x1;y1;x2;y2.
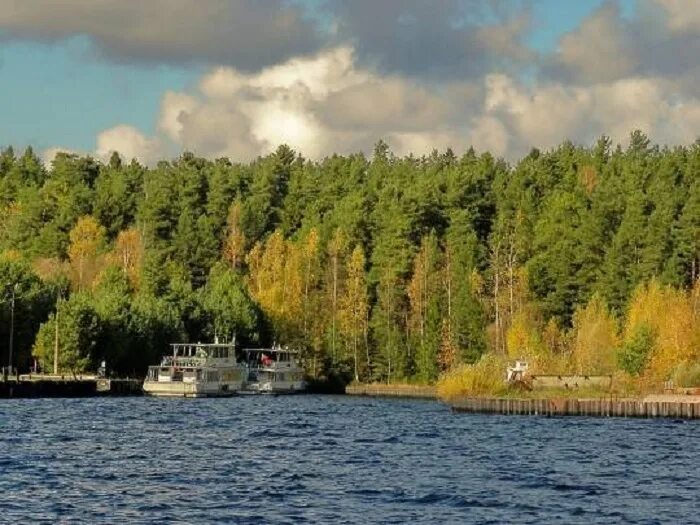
161;356;207;368
247;361;301;370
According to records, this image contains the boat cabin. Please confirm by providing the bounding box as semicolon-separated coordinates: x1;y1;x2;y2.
145;343;238;383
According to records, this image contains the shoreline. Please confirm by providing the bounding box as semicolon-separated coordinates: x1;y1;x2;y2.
344;383;700;419
344;383;437;399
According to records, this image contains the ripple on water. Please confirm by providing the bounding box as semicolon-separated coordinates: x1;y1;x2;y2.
0;395;699;524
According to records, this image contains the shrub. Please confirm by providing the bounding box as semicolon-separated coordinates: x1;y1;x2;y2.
617;324;655;376
436;353;507;401
671;361;700;388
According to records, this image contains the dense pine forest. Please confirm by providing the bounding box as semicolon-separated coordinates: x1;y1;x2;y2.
1;131;699;390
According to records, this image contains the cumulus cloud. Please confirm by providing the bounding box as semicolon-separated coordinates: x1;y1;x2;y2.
86;46;700;164
40;146;81;167
158;91;200;142
96;125;165;165
141;47;484;160
0;0;321;70
477;74;700;158
545;0;700;92
328;0;533;79
544;2;639;84
655;0;700;33
0;0;534;81
10;1;700;163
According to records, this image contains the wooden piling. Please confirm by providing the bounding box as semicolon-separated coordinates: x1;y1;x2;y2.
449;395;700;419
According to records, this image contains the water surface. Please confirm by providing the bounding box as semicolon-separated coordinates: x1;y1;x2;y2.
1;395;698;523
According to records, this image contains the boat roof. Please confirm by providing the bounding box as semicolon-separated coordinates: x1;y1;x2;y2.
170;342;235;348
243;347;300;354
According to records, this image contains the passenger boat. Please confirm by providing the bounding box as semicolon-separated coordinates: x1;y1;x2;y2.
143;341;246;397
242;345;306;394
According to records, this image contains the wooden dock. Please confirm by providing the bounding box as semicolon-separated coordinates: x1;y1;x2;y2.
449;396;700;419
0;376;143;398
345;383;437;399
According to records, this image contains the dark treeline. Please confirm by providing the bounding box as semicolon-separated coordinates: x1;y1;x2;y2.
1;131;699;384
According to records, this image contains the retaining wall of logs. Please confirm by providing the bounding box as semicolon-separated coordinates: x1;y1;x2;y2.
450;396;700;419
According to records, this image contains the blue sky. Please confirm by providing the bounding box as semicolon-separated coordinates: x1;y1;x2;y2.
0;0;697;162
0;38;200;152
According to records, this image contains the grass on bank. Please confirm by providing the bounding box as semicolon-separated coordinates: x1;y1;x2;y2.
435;354;662;402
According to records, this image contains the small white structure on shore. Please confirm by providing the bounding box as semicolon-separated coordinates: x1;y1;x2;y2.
506;360;529;383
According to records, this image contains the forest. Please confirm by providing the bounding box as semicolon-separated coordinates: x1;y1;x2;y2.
1;131;699;390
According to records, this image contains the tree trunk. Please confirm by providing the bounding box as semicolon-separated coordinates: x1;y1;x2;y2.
493;243;502;354
53;301;60;375
331;254;338;364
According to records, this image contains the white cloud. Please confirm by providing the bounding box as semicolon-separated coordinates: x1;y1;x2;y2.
40;147;81;167
96;125;165;165
476;74;700;158
158;91;199;142
655;0;700;33
466;116;509;158
0;1;320;70
89;45;700;163
548;2;639;84
151;46;476;160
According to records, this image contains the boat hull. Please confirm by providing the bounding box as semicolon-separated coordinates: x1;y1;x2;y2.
142;380;243;398
241;381;306;395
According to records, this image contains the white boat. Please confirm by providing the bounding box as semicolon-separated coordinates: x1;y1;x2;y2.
143;342;246;397
242;345;306;394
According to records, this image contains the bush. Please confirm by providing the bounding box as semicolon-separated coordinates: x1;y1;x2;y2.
671;361;700;388
617;324;655;376
436;353;507;401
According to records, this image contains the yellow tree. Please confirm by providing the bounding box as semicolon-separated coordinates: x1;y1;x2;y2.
68;215;106;290
625;279;699;383
297;229;322;362
438;318;458;372
282;237;304;331
246;230;307;343
247;231;286;325
33;257;70;284
505;304;551;372
570;294;619;375
223;201;245;270
111;228;143;290
339;245;369;381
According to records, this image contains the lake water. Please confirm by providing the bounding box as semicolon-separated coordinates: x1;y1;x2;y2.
0;395;698;524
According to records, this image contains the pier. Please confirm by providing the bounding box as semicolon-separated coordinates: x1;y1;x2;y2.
449;395;700;419
0;375;143;398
